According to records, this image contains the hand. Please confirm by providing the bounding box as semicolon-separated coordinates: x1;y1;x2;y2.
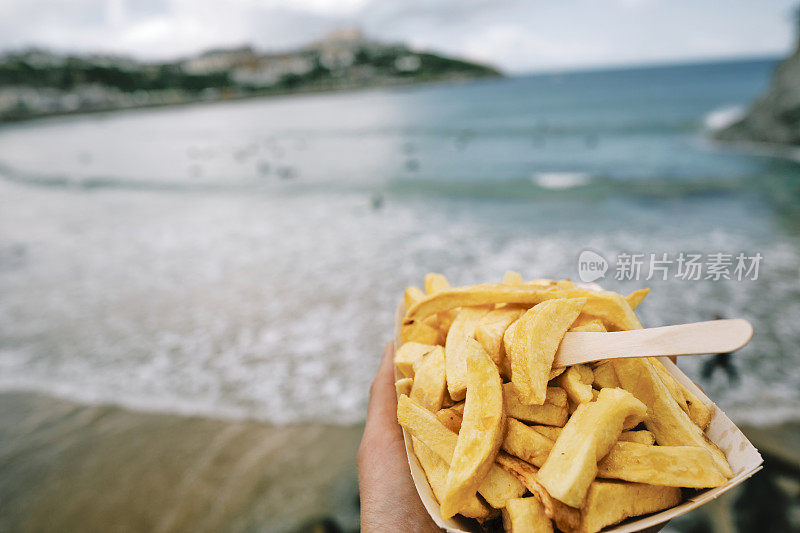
358;342;440;532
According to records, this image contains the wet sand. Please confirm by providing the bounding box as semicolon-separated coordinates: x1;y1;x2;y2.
2;391;798;532
0;392;363;533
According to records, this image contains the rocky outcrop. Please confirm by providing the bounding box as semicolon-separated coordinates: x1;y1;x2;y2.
717;15;800;145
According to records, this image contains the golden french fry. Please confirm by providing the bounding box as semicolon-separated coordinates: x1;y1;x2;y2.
398;395;525;509
618;430;656;445
569;314;607;333
625;288;650;310
651;357;712;429
556;364;594;410
505;298;586;405
503;383;568;426
395;377;413;396
597;442;728;487
442;344;506;518
537;388;647;507
410;346;447;411
568;321;607;333
531;425;562;441
435;404;464;433
403;283;642;331
502;418;556;467
425;273;451;294
400;318;442;345
475;307;526;367
612;357;733;477
591;361;620;389
395;342;436;378
411;437;493;520
502;497;553;533
404;285;427;310
495;453;581;532
503;270;524;284
444;309;491;400
535;425;646;443
578;480;681;533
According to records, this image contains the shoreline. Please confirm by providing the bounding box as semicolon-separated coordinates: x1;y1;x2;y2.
1;390;798;532
0;72;500;128
0;391;364;533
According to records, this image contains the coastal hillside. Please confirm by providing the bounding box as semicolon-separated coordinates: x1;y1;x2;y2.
716;14;800;145
0;28;501;122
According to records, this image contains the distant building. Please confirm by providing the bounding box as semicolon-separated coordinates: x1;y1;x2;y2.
182;46;256;74
231;53;315;86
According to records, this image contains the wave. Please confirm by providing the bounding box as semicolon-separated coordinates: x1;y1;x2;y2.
703;105;745;132
531;171;593;190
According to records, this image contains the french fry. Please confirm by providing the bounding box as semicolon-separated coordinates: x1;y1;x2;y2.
597;442;728;487
591;361;620;389
531;425;561;441
569;315;607;333
578;480;681;533
411;437;493;520
436;405;464;433
442;344;506;518
651;357;712;429
502;418;556;467
495;453;581;532
410;346;447;411
445;310;492;400
505;298;586;405
568;321;607;333
537;388;647;507
475;307;526;367
503;271;524;284
612;357;733;477
556;364;594;410
398;395;525;509
400;319;442;345
395;377;413;396
618;430;656;445
403;283;642;331
502;497;553;533
503;383;568;426
395;342;436;378
625;288;650;310
425;273;451;294
404;285;427;310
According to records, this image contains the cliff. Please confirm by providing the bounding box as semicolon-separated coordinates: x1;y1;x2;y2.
716;14;800;145
0;31;501;122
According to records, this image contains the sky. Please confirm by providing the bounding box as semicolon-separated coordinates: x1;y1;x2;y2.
0;0;797;73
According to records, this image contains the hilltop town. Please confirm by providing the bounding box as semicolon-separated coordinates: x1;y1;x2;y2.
0;29;501;122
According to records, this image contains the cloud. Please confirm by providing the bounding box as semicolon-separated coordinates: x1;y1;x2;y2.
0;0;795;72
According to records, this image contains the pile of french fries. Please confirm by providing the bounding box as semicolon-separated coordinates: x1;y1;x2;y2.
395;272;734;533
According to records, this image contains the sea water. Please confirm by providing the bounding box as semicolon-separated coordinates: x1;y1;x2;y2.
1;57;798;426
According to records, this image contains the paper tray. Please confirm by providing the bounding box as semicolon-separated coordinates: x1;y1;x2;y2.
393;301;763;532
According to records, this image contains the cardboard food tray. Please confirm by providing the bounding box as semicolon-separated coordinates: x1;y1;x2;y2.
393;300;763;533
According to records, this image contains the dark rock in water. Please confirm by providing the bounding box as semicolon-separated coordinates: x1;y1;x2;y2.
716;14;800;145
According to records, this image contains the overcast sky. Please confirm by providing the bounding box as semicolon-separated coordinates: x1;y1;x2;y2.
0;0;797;73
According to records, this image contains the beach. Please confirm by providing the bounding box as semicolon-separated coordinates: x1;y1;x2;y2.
1;57;800;531
1;391;798;532
0;391;363;532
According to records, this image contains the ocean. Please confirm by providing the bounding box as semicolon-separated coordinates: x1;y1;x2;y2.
0;57;798;427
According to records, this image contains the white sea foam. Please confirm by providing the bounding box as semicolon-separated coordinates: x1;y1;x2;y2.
1;176;799;427
703;105;745;131
531;172;592;189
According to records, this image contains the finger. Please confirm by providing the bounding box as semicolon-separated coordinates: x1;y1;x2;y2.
365;342;400;431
